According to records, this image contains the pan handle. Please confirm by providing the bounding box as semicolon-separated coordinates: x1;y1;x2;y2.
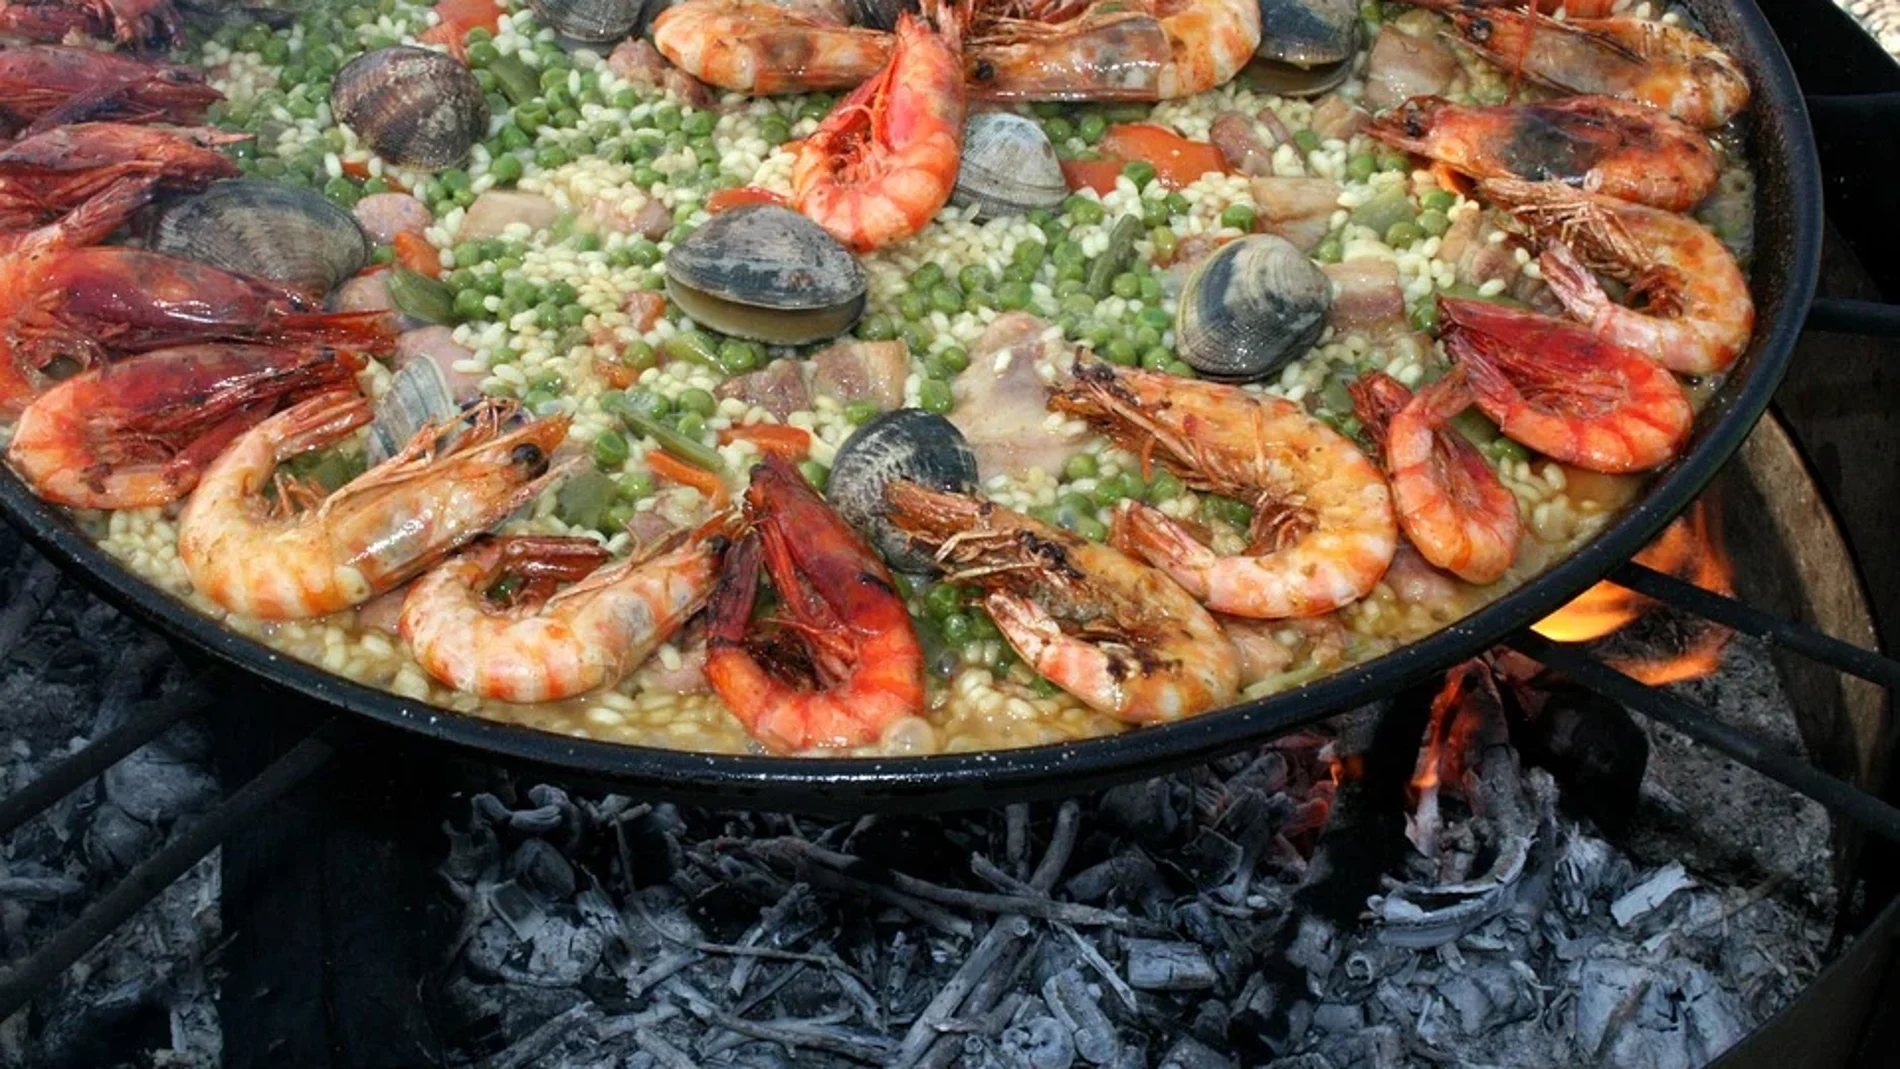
1806;298;1900;338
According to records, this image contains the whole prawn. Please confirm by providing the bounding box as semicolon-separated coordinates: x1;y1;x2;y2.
0;0;184;53
1350;369;1520;585
1481;176;1752;375
6;344;366;510
1438;296;1693;474
400;520;734;704
790;10;964;251
964;0;1260;100
0;122;243;231
178;396;572;620
704;454;925;753
1051;362;1397;619
1418;2;1750;129
0;46;219;134
1363;95;1718;213
886;482;1240;723
652;0;895;93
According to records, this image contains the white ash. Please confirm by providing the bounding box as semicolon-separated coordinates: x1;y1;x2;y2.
0;531;221;1069
434;651;1836;1069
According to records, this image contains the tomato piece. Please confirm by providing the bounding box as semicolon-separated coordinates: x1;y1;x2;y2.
392;231;441;278
416;0;502;58
706;186;789;213
646;450;728;506
1060;158;1125;196
1099;123;1229;189
717;424;811;458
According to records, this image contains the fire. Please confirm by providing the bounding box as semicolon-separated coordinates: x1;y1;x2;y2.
1531;500;1735;683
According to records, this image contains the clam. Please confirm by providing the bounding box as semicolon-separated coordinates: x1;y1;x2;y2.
331;46;487;170
528;0;647;43
951;113;1068;219
827;410;979;573
1175;234;1331;382
1248;0;1362;97
147;180;369;296
664;204;866;345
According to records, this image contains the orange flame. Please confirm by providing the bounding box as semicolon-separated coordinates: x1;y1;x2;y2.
1532;501;1735;683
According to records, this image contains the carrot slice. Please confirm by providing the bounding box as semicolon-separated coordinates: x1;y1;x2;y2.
718;424;811;458
646;450;728;505
1060;158;1125;196
706;186;789;213
392;231;441;278
1099;124;1229;189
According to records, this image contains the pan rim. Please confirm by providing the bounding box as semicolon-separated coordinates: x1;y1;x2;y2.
0;0;1823;805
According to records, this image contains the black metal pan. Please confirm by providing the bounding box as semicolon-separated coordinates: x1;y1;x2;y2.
0;0;1823;811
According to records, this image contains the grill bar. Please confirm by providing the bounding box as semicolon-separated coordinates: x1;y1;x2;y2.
1608;561;1900;691
1506;630;1900;845
0;722;339;1025
0;683;210;839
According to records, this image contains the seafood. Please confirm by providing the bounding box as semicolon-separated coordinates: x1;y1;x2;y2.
1439;296;1693;474
399;521;732;703
330;46;488;170
663;204;868;342
178;396;572;619
964;0;1260;101
652;0;895;93
791;11;965;251
886;482;1241;723
0;234;394;412
1364;95;1719;213
1481;176;1753;375
0;123;242;231
0;0;183;53
1422;3;1750;129
827;408;978;571
950;111;1068;218
6;344;364;510
1174;234;1333;382
0;46;219;134
704;454;925;752
1052;362;1397;618
1248;0;1361;97
527;0;649;43
1350;369;1520;584
145;180;371;298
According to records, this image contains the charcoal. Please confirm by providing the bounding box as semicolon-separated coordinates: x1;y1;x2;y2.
84;800;156;871
1156;1035;1235;1069
999;1016;1076;1069
1041;968;1119;1065
1609;862;1695;927
511;837;579;899
101;736;218;823
1124;939;1217;991
1264;1057;1334;1069
1167;829;1244;888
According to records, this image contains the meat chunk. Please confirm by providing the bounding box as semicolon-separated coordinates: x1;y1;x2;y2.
395;326;485;403
1210;111;1277;177
1220;616;1295;687
459;190;560;241
1363;25;1457;112
353;192;431;244
1322;259;1406;332
716;358;810;420
808;340;908;409
1310;96;1369;141
950;313;1082;477
1384;543;1461;606
1250;176;1340;252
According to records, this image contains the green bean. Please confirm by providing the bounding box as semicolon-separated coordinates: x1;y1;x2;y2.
556;470;616;529
663;330;721;369
490;54;538;105
844;400;879;424
1086;214;1143;299
623;407;725;471
387;268;454;324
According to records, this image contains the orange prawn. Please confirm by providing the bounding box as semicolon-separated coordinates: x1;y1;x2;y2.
1438;296;1693;474
790;10;964;251
704;454;925;753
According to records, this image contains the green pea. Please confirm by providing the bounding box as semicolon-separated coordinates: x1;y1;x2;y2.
1139;198;1171;229
592;430;631;469
901;324;933;353
1077;113;1107;143
678;388;717;417
630;165;663;189
759;115;791;144
1110;273;1140;299
515;105;549;133
545;280;579;306
1421;188;1457;212
958;264;993;293
924;582;962;620
1103;337;1138;366
1165;192;1191;216
261;36;290;63
1044;116;1075;142
1136;306;1171;332
1060;292;1096;318
998;280;1033;311
452;287;487;321
489;153;524;184
1140;346;1172;370
1314;236;1343;263
938;345;970;373
1346;153;1376;182
1384;220;1423;248
1074;516;1109;542
909;262;944;291
898;291;927;322
321;176;360;208
1050;239;1085;270
1292;129;1322;153
1418;209;1451;237
1220;204;1258;231
940;611;973;646
682;110;717;137
573;232;602;253
617;470;656;499
1064;196;1106;225
622;340;657;368
1121;160;1157;189
797;460;829;492
673;411;707;439
857;313;897;341
717;338;760;373
439;168;472;194
930;285;964;315
1378;151;1410;172
1001;261;1035;284
1408;298;1439;333
552;107;581;128
1146;470;1183;503
1138;276;1164;303
919;378;953;415
797;96;832;122
653;105;682;130
1063;453;1099;481
465;40;500;68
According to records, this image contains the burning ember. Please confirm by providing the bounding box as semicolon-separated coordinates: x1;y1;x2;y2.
1532;500;1735;684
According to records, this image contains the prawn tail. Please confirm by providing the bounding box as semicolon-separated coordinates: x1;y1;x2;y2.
45;174;154;249
1535;242;1616;324
265;391;375;464
706;531;765;651
1348;370;1411;453
262;309;399;354
1109;501;1214;600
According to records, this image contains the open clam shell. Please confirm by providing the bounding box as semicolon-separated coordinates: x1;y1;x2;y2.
1176;234;1332;382
331;46;488;170
1250;0;1363;97
664;205;868;345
